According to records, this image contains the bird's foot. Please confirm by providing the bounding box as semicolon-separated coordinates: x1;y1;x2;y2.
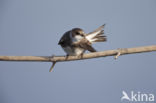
77;53;83;59
65;54;69;60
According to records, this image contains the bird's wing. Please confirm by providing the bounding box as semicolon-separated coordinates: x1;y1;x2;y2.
79;43;96;52
86;24;106;43
72;38;96;52
87;24;105;35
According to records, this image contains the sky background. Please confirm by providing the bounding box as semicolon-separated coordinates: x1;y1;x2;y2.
0;0;156;103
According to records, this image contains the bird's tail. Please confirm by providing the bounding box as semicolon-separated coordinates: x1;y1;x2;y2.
86;24;107;43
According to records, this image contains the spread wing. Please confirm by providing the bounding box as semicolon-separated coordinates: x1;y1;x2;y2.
86;24;106;43
87;24;105;35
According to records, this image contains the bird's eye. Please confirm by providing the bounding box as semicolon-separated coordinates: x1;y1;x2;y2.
75;32;80;35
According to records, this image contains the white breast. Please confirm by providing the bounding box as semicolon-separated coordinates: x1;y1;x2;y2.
62;46;85;56
74;47;85;55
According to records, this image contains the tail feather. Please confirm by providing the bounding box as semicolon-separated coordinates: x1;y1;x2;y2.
86;24;107;43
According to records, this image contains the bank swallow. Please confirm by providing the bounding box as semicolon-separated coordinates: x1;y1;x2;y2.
58;24;107;56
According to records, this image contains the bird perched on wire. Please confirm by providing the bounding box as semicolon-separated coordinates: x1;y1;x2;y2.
58;24;107;57
49;24;107;72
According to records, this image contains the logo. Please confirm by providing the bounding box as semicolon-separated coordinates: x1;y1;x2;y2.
121;91;154;102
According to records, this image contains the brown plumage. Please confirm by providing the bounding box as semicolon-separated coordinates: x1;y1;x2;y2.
72;38;96;52
58;24;107;56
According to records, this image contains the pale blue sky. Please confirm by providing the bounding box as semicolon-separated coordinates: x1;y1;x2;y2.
0;0;156;103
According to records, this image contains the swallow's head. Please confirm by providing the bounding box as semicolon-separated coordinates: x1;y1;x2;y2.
71;28;85;41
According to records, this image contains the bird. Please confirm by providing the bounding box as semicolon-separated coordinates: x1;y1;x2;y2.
49;25;106;72
58;24;107;57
